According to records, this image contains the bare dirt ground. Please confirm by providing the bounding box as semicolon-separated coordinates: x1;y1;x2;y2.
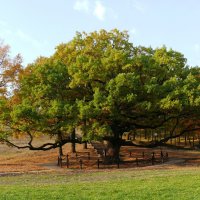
1;136;200;174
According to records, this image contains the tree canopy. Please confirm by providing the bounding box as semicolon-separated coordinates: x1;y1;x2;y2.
1;29;200;155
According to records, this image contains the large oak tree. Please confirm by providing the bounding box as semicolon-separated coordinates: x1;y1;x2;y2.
1;30;200;158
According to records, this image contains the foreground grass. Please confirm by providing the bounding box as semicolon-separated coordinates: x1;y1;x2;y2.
0;168;200;199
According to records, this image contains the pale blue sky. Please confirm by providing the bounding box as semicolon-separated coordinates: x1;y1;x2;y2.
0;0;200;66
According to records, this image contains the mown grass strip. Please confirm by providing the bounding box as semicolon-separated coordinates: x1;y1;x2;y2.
0;169;200;199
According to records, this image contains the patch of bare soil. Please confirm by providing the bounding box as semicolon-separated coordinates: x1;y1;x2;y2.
1;136;200;174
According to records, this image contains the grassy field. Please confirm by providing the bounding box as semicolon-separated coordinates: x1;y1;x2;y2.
0;169;200;199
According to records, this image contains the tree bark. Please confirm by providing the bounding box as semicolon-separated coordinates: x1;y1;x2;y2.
106;134;122;161
71;129;76;153
83;141;87;149
58;131;63;156
59;145;63;157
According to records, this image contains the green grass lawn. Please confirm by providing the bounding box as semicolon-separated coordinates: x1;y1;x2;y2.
0;168;200;200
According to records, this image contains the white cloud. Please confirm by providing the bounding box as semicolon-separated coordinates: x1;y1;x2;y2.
73;0;90;13
93;1;106;21
73;1;108;21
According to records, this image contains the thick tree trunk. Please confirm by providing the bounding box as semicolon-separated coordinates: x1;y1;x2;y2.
59;145;63;157
105;136;122;161
57;131;63;156
71;129;76;153
83;141;87;149
71;143;76;153
107;123;124;162
112;142;121;160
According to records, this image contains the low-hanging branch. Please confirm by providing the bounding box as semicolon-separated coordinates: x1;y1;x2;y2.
0;131;82;151
147;126;200;148
124;124;200;148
